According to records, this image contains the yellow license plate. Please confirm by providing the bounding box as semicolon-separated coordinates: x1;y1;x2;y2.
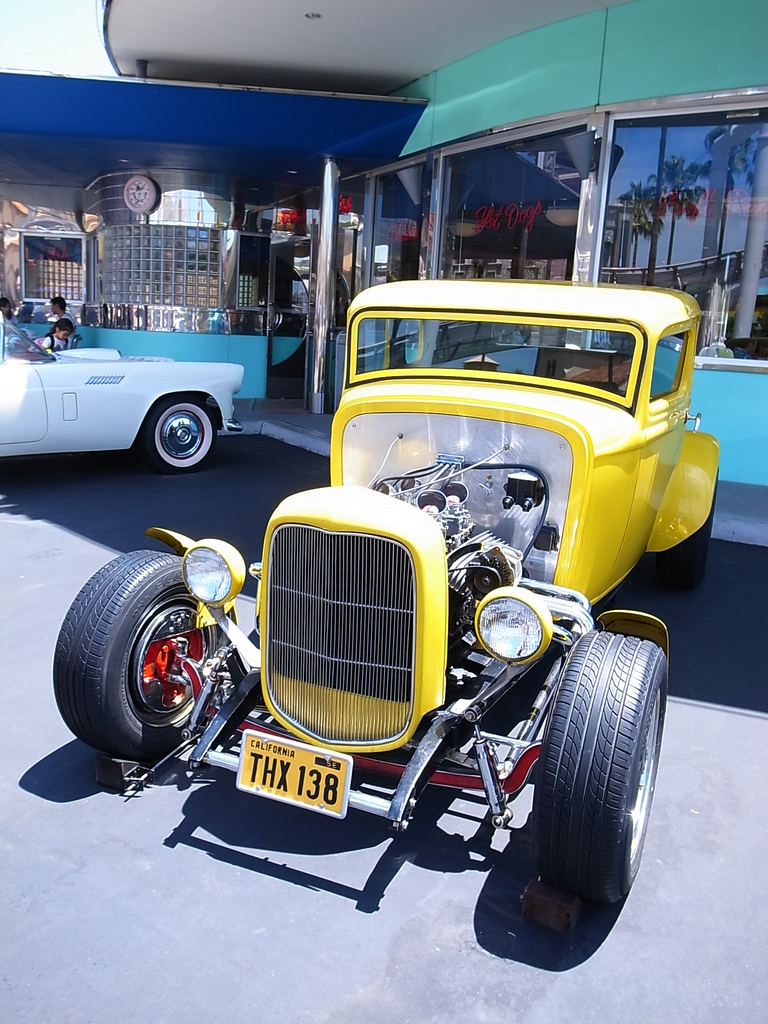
236;730;353;818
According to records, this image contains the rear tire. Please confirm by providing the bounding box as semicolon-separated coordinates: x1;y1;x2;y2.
53;550;219;761
141;395;217;473
532;630;667;904
655;480;716;589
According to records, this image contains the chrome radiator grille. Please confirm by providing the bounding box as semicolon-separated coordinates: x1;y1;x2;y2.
264;524;416;744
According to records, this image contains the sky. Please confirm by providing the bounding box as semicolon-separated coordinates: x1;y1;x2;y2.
0;0;116;78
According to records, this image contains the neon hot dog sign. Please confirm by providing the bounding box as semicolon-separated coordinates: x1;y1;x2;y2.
472;200;542;234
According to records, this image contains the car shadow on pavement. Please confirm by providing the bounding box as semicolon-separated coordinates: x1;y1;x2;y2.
162;771;501;906
18;738;102;803
617;542;768;714
0;437;330;579
159;767;621;959
20;741;623;961
472;828;623;969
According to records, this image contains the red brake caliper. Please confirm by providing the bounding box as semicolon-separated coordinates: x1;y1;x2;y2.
142;632;204;708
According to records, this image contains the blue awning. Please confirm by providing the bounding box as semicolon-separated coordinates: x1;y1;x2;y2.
0;72;427;194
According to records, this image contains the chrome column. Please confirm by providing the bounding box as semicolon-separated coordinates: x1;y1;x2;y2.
310;157;340;414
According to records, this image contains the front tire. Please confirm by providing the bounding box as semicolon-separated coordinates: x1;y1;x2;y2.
141;395;217;473
532;630;667;904
53;550;219;762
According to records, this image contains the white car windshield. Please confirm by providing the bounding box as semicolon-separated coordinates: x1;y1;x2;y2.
1;320;55;363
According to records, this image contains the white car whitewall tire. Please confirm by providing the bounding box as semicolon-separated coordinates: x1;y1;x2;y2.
142;396;217;472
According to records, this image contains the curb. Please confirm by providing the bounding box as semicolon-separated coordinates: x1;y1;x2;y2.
712;517;768;548
260;421;331;458
226;419;331;458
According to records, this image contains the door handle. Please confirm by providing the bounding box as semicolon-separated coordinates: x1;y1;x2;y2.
267;305;283;332
686;411;701;432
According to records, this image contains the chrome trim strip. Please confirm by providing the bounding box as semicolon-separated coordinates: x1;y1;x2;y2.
518;577;592;613
596;86;768;118
695;357;768;374
205;750;239;771
348;791;393;817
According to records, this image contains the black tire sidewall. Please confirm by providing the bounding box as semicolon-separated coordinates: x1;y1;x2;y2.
54;551;215;761
532;630;668;903
99;566;199;757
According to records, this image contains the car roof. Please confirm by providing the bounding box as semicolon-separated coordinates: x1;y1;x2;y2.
349;280;700;334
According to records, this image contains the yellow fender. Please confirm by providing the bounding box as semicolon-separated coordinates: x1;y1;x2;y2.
145;526;238;627
145;526;196;555
597;610;669;661
647;430;719;553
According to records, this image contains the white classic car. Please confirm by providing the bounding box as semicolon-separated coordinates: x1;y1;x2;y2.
0;319;244;472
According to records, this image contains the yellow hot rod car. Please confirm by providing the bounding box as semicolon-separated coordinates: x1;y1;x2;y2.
54;280;719;905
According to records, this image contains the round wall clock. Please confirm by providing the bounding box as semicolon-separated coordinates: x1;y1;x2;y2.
123;175;160;214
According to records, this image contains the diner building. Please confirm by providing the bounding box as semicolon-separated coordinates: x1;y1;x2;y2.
0;0;766;484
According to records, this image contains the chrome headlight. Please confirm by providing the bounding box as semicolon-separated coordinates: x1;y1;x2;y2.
182;539;245;606
474;587;553;663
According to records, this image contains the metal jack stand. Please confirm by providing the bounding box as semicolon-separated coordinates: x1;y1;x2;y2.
94;754;154;794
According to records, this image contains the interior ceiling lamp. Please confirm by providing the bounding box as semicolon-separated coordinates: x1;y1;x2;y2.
563;130;599;179
396;166;422;207
452;221;480;237
545;205;579;227
451;210;480;237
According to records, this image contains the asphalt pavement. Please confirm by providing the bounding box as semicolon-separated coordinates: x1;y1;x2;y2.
1;433;767;1023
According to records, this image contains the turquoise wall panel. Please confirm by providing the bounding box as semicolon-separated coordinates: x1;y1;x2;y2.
82;328;267;399
225;335;268;398
22;324;51;338
272;335;304;364
399;13;606;154
90;329;226;361
397;0;768;154
691;368;768;485
601;0;768;105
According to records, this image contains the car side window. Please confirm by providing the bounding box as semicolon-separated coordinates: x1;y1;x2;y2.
650;334;685;398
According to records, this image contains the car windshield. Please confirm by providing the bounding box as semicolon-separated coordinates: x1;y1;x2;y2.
1;321;55;363
354;316;637;397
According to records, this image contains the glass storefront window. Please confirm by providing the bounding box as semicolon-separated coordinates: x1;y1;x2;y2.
602;111;768;350
237;234;270;309
22;235;84;300
439;130;591;282
371;165;424;284
337;180;365;316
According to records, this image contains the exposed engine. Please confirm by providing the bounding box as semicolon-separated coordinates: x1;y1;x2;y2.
372;451;552;645
445;529;525;644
